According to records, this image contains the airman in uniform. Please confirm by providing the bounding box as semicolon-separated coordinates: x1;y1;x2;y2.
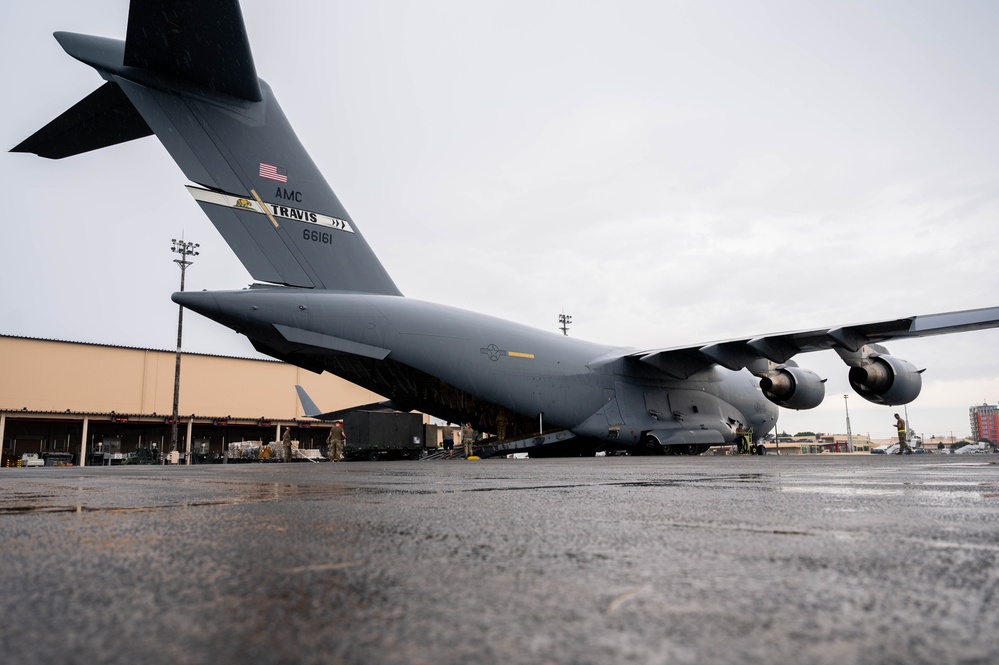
462;423;475;458
282;428;293;463
894;414;911;454
327;422;344;461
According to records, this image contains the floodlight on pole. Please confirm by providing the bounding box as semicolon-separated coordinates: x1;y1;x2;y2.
170;237;199;460
843;394;853;452
558;309;572;336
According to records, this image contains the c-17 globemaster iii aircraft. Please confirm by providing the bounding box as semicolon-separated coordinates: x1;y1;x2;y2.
13;0;999;456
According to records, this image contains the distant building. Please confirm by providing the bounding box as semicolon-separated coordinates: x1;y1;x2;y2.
969;403;998;443
1;335;387;466
757;433;872;455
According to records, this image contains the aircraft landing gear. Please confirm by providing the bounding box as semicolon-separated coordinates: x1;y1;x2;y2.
670;444;710;456
635;436;664;456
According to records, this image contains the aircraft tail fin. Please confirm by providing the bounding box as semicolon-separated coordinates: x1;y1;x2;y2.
123;0;262;102
12;0;401;296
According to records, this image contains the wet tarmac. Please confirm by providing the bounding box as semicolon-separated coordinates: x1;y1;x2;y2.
2;455;998;665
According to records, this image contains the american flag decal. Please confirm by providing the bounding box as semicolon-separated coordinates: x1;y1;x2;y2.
259;162;288;182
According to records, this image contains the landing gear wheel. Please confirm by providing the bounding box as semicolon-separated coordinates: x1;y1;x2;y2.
637;436;664;456
755;443;767;455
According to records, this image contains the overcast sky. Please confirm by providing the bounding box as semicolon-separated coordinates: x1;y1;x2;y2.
3;0;998;441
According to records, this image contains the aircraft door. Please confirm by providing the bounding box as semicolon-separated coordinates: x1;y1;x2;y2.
568;383;635;443
601;388;623;440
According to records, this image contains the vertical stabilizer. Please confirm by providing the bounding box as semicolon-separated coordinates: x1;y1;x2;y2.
12;0;402;296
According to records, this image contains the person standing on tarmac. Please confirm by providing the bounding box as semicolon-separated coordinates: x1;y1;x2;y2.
462;423;475;459
282;428;293;463
443;423;455;459
327;422;344;462
894;413;911;454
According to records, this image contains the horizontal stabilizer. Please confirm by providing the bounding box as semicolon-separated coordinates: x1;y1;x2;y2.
10;82;152;159
295;385;323;418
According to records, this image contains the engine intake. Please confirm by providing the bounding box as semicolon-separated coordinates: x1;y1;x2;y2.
760;366;826;410
848;354;922;406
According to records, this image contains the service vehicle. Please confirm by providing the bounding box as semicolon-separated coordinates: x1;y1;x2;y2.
342;411;423;461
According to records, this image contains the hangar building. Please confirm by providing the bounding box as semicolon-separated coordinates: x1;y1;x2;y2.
0;335;383;466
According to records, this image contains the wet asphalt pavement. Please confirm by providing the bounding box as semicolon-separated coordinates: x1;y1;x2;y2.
2;455;998;665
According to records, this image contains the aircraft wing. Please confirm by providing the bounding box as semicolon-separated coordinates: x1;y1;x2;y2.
625;306;999;379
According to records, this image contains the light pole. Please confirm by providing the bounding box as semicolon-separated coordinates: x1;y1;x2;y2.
558;309;572;336
904;404;911;449
170;238;199;458
843;394;853;452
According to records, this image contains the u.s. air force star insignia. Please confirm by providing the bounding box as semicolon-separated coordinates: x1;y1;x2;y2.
481;344;507;361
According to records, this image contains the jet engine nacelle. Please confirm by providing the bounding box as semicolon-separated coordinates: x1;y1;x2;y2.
759;366;826;410
848;354;922;406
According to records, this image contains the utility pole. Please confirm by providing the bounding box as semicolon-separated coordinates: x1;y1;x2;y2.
904;404;912;448
558;309;572;336
170;237;199;458
843;394;853;452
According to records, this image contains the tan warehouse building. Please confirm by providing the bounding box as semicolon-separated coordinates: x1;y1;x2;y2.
0;335;384;466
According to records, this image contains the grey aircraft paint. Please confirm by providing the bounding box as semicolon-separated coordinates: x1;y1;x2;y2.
13;0;999;455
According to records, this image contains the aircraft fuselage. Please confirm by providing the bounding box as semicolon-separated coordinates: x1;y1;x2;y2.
176;288;779;449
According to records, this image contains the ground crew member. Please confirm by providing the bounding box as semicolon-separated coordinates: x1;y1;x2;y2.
462;423;475;458
894;413;911;454
443;423;455;459
327;422;344;462
496;410;508;441
282;429;293;463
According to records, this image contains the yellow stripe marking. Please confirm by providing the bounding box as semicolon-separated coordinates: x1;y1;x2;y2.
508;351;535;359
250;188;280;228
